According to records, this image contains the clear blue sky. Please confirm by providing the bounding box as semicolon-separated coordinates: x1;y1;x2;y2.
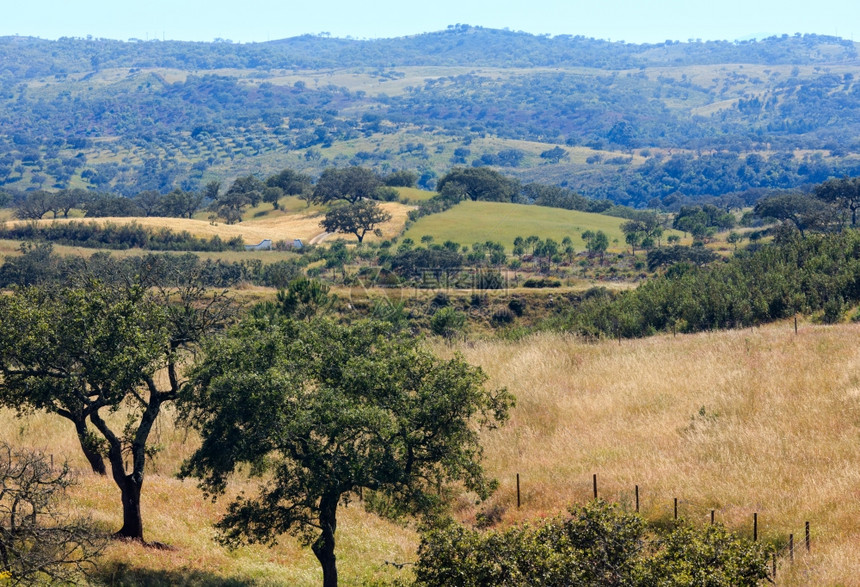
2;0;857;44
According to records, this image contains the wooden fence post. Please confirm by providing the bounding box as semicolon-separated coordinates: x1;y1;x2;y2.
711;509;715;525
674;498;678;520
753;512;758;542
789;534;794;562
593;474;598;500
635;485;639;513
516;473;521;509
806;521;810;552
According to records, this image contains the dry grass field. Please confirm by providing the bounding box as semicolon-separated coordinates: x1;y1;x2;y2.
3;320;860;585
3;201;411;247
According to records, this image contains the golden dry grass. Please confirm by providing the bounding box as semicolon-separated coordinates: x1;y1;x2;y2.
445;321;860;586
5;202;411;246
3;320;860;585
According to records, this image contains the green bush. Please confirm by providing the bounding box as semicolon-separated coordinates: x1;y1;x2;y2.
430;306;466;338
414;501;771;587
522;277;561;288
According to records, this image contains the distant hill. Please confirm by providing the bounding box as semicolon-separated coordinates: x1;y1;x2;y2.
1;27;856;74
1;27;859;208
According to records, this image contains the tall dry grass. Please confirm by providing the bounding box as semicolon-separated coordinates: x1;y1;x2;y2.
448;321;860;586
3;320;860;585
0;407;416;586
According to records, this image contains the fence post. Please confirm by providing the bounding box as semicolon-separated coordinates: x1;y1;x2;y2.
789;534;794;562
674;498;678;520
772;552;777;579
806;521;810;553
516;474;521;509
711;509;715;525
635;485;639;513
795;314;798;335
593;474;598;500
753;512;758;542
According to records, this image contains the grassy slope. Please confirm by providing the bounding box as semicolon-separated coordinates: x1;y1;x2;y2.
1;199;412;247
3;320;858;585
404;200;629;250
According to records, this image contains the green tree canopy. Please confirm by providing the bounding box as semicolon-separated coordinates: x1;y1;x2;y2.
436;167;521;203
415;501;771;587
0;280;236;541
311;166;382;205
265;168;313;209
319;200;391;242
814;176;860;226
178;317;514;587
754;192;836;237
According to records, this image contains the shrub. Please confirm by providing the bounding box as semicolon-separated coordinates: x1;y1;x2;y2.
414;501;771;587
523;277;561;288
507;297;526;316
430;306;466;338
491;307;516;325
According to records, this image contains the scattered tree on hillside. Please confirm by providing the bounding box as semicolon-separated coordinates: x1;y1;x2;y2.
622;212;663;252
14;190;55;219
157;188;203;218
582;229;609;263
319;200;391;243
265;168;313;209
754;192;836;237
311;166;382;205
383;170;418;187
814;176;860;226
436;167;521;203
210;175;266;223
133;190;164;217
179;318;514;587
53;188;86;218
0;279;236;541
539;145;568;164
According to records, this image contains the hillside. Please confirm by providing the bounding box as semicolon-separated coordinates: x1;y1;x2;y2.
1;29;860;207
2;320;857;585
403;200;631;249
4;201;412;245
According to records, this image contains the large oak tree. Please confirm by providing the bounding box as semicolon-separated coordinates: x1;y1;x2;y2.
179;317;514;587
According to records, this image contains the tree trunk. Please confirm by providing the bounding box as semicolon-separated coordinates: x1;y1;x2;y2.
116;475;144;540
312;495;339;587
73;418;106;476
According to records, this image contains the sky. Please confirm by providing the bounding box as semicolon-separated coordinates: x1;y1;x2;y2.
1;0;857;45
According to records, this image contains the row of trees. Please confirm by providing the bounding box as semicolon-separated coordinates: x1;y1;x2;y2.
562;227;860;338
11;187;204;220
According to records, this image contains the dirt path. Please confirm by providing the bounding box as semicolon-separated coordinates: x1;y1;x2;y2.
309;231;333;245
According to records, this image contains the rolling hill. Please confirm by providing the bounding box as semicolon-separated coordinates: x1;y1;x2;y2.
404;200;632;249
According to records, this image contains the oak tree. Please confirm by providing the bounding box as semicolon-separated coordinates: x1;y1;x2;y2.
319;200;391;243
0;280;235;541
179;318;513;587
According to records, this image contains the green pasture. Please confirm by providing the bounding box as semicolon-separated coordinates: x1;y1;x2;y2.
403;201;630;251
395;187;436;202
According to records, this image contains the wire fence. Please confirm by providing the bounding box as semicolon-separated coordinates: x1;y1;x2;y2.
513;472;818;584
